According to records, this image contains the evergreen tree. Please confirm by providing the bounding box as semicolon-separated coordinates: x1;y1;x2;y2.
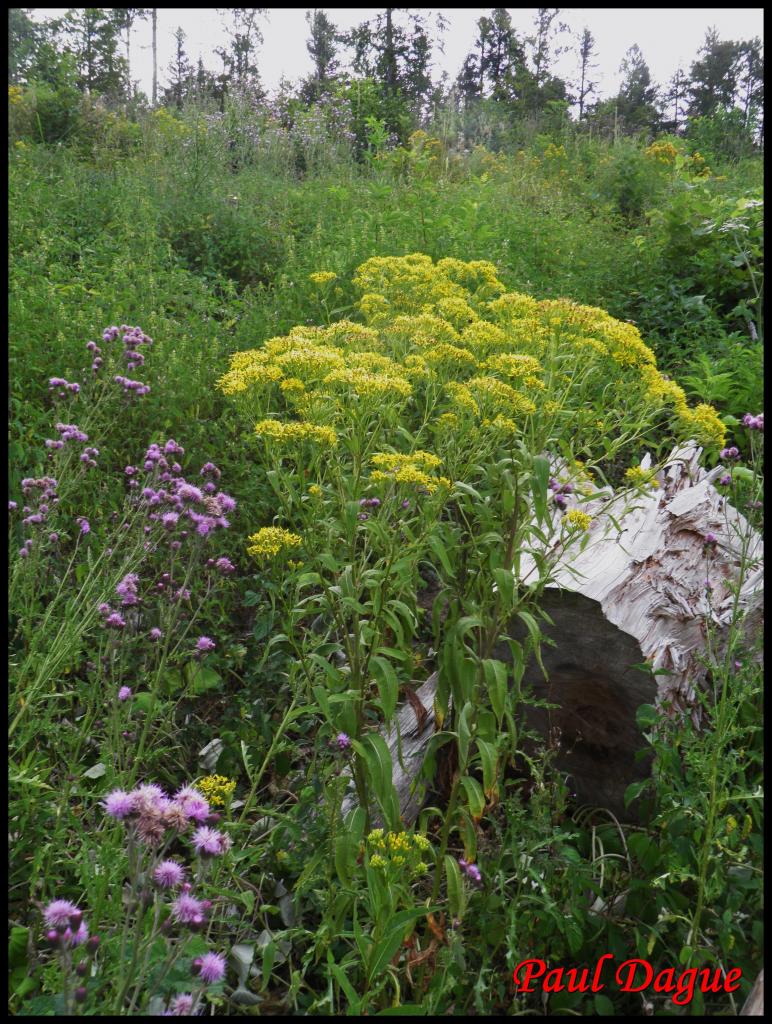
455;53;481;107
737;37;763;129
9;8;43;84
523;7;570;115
616;44;658;133
688;28;741;118
63;8;127;99
659;65;688;134
575;27;598;121
345;9;445;129
304;9;340;100
215;8;266;96
163;26;193;109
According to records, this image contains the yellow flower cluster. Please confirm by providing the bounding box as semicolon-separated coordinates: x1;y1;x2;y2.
309;271;337;286
196;775;236;807
246;527;303;562
254;419;337;448
370;451;450;494
645;140;678;164
323;366;412;399
219;254;728;577
563;509;592;531
624;466;660;490
366;828;431;874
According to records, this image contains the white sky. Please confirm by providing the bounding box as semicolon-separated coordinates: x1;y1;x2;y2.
32;8;764;101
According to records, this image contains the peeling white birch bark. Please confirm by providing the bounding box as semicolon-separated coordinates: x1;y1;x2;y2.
344;441;763;824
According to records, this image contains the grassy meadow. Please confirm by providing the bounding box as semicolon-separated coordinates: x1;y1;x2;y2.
8;100;764;1016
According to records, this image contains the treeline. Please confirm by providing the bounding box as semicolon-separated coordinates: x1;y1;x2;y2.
8;7;764;155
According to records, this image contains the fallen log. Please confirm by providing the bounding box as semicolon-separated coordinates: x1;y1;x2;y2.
342;441;763;825
741;969;764;1016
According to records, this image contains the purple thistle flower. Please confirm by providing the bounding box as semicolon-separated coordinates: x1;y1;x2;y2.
197;951;226;984
195;636;215;654
44;899;79;930
49;532;59;543
76;516;90;535
118;686;132;702
336;732;351;751
102;789;136;819
116;573;140;606
153;860;186;888
191;826;232;857
215;556;235;574
149;627;163;642
8;501;17;511
458;858;482;885
170;893;207;927
720;446;740;461
169;994;195;1015
358;513;369;521
175;786;211;823
703;533;718;547
63;921;89;947
719;474;732;486
743;413;764;432
105;612;126;629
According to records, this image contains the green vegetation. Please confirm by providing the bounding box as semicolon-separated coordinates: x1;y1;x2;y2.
8;7;763;1017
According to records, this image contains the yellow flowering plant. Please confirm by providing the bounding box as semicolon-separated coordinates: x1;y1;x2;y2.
220;253;727;879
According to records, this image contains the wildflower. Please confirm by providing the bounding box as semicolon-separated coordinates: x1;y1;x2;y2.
246;527;302;562
149;627;163;642
171;893;207;927
76;517;90;534
8;501;17;511
370;854;387;869
64;921;90;947
43;899;79;930
105;612;126;629
563;509;592;531
102;789;136;819
742;413;764;432
116;573;140;606
458;858;482;884
195;636;215;655
169;994;195;1015
153;860;186;888
719;474;732;486
703;533;718;549
720;446;740;461
174;786;210;823
191;826;231;857
309;271;337;286
196;775;236;808
196;951;227;984
48;532;59;543
118;686;132;701
214;556;235;574
336;732;351;751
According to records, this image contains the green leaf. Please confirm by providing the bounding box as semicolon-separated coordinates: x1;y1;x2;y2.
444;854;466;921
482;659;507;724
476;739;499;800
594;993;616;1015
371;655;398;724
635;703;658;730
532;454;550;526
459;775;485;821
427;533;454;578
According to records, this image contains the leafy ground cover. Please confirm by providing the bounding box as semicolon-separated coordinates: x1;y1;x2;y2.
8;106;763;1015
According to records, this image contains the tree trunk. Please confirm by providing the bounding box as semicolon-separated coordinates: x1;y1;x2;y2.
741;969;763;1015
151;9;158;106
346;441;763;826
